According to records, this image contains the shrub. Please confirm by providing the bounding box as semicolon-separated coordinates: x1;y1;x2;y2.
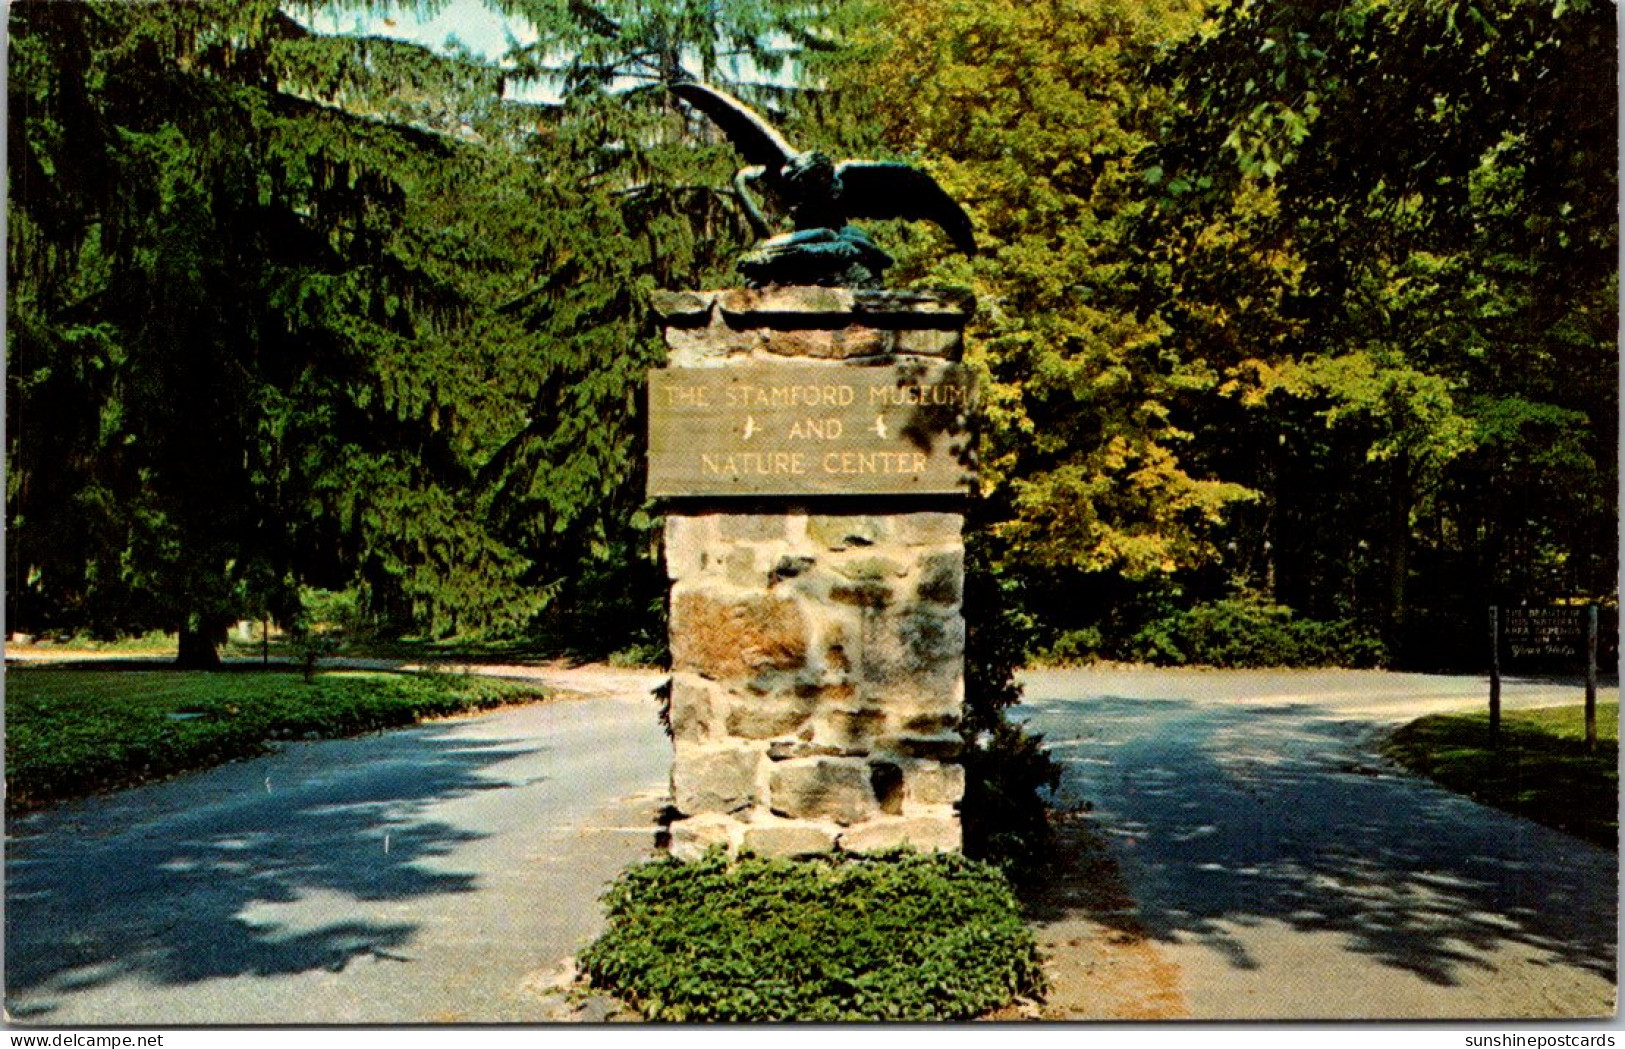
1125;596;1385;668
1040;627;1105;665
579;850;1046;1021
961;719;1062;884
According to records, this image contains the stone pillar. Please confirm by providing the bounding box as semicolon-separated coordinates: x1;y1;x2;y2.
651;287;974;861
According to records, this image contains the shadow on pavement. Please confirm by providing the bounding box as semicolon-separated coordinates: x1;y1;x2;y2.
1023;696;1617;990
5;723;535;1019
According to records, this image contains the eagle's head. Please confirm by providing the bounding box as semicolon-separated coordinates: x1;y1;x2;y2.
781;151;838;201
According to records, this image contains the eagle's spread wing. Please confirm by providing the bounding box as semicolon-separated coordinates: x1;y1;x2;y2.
669;80;798;170
836;162;976;255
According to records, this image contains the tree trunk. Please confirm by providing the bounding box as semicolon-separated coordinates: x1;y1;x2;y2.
1386;452;1413;654
175;617;224;669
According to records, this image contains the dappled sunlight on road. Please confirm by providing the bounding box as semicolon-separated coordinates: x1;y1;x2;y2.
1021;676;1617;1019
5;695;668;1024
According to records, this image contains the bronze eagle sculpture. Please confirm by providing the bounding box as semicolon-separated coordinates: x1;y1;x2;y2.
669;78;976;288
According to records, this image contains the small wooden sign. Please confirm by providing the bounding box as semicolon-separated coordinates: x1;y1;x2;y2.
1502;606;1587;661
647;362;975;498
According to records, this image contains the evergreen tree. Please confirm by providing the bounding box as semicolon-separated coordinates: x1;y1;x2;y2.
7;0;843;663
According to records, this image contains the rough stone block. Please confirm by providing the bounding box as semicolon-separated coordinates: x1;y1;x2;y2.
768;739;857;760
893;513;963;546
822;620;853;673
664;324;755;363
717;286;856;317
808;516;887;550
838;814;962;854
771;555;816;581
726;694;815;740
818;706;888;750
718;514;789;541
672;745;761;815
899;711;960;735
671;588;809;679
915;550;964;606
664;515;715;580
893;329;963;358
650;289;716;322
859;609;965;692
869;684;961;721
723;547;762;588
870;762;906;815
882;733;963;761
833;554;909;581
830;581;894;609
761;327;893;359
906;763;966;807
669;813;740;862
768;759;877;825
741;822;839;859
668;673;723;742
851;288;976;319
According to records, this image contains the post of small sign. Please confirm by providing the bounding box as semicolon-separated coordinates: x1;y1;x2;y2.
1585;604;1598;751
1492;603;1602;750
1488;605;1501;742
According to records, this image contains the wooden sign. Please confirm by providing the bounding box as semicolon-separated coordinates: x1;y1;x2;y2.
1502;606;1587;661
647;362;975;498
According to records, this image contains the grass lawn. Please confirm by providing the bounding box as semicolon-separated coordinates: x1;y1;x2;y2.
1382;703;1618;848
5;666;548;811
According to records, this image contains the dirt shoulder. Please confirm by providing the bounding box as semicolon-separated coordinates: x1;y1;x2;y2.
983;809;1189;1021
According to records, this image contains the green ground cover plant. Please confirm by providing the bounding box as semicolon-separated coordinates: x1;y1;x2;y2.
1382;703;1619;847
6;667;546;810
579;850;1046;1021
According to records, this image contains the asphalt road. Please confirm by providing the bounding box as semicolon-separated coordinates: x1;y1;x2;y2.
1018;667;1620;1020
5;684;669;1025
6;663;1616;1023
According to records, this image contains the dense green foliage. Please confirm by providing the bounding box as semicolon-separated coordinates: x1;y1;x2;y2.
578;849;1045;1021
1382;704;1619;847
818;0;1616;668
6;666;544;809
6;0;826;663
7;0;1615;670
1140;0;1618;665
1043;593;1385;668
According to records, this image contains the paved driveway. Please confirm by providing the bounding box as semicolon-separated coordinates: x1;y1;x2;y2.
6;683;669;1025
1018;668;1618;1019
